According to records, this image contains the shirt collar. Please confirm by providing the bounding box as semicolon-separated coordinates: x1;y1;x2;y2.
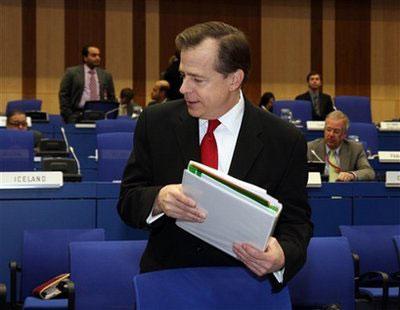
84;64;96;73
199;90;245;133
325;144;341;155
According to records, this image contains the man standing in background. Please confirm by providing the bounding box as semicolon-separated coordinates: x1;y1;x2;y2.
59;45;115;123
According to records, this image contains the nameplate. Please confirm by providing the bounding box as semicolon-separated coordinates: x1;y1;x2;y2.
379;122;400;131
306;121;325;131
385;171;400;188
75;123;96;129
378;151;400;163
307;172;322;188
0;116;31;127
0;171;63;189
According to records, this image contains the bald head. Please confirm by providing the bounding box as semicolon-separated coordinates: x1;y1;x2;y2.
151;80;170;103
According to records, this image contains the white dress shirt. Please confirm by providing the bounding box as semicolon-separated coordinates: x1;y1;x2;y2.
78;64;100;108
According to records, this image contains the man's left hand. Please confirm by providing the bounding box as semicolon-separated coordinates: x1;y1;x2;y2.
336;172;356;182
233;237;285;277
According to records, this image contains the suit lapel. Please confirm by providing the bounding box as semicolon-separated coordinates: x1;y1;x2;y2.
339;141;350;171
228;101;263;180
96;68;104;99
174;107;201;165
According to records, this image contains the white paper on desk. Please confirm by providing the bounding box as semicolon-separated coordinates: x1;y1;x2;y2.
177;169;281;258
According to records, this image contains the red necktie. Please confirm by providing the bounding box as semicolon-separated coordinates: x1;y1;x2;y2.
201;119;220;169
88;70;99;100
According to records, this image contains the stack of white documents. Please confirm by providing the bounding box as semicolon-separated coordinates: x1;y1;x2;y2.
177;161;282;258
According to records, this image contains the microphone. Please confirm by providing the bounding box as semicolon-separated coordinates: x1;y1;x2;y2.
311;149;324;163
105;108;120;119
60;127;69;151
69;146;81;175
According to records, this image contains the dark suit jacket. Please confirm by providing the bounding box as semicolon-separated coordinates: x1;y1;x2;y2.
295;91;334;121
117;99;313;287
59;65;115;123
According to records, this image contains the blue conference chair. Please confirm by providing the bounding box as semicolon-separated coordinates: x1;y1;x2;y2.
339;225;400;309
0;130;34;171
69;240;147;310
6;100;42;114
348;122;379;155
273;100;312;124
335;96;372;123
97;132;133;181
289;237;355;310
8;229;105;310
96;119;137;134
134;266;291;310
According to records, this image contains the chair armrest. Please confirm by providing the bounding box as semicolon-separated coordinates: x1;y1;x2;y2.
359;271;389;308
0;283;6;304
59;279;75;310
9;260;21;306
351;253;360;295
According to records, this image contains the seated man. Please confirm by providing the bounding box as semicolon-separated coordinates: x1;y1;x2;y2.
307;110;375;182
6;110;42;147
295;71;334;121
118;88;143;118
147;80;170;106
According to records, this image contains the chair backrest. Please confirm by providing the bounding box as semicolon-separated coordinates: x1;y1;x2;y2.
134;267;291;309
393;235;400;268
289;237;354;310
21;229;105;299
339;225;400;274
70;240;147;310
96;119;137;134
6;100;42;114
0;130;34;171
348;122;379;154
334;96;372;123
97;132;133;181
273;100;312;123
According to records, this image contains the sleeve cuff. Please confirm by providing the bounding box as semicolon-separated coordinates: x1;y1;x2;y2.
146;202;165;224
273;267;285;283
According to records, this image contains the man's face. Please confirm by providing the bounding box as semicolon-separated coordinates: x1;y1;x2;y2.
324;117;347;149
151;84;162;101
84;47;101;68
7;113;28;131
308;74;322;91
179;38;240;119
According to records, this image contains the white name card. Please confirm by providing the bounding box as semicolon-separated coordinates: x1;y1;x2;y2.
378;151;400;163
0;171;63;189
75;123;96;129
0;116;31;127
385;171;400;188
306;121;325;131
379;122;400;132
307;172;322;188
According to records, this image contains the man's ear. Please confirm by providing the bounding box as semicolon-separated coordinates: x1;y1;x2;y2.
229;69;244;91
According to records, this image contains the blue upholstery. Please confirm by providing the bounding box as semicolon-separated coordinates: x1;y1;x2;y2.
20;229;105;309
96;119;137;134
97;132;133;181
335;96;372;123
393;235;400;265
69;240;147;310
273;100;312;123
348;122;379;155
0;130;34;171
289;237;355;310
134;267;291;310
6;100;42;114
339;225;400;306
23;297;67;309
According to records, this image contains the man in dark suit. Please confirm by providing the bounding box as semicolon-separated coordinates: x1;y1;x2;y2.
118;21;312;288
59;45;116;123
295;71;334;120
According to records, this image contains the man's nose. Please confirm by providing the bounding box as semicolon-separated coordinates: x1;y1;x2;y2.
179;78;189;94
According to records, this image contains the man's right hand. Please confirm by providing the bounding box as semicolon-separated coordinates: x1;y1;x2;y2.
154;184;206;222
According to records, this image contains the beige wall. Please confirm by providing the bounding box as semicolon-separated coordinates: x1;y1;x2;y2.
261;0;311;100
36;0;64;114
371;0;400;122
0;0;22;113
0;0;399;121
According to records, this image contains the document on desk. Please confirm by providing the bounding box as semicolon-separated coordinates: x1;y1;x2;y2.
176;161;282;258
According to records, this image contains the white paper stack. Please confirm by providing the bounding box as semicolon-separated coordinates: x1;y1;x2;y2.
176;161;282;258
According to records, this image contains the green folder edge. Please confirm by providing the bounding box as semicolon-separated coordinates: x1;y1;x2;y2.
188;164;279;213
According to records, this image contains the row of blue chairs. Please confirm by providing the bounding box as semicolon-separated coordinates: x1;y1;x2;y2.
273;96;372;124
1;229;357;310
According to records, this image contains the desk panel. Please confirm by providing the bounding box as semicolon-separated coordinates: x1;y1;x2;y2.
0;199;96;297
309;198;352;236
353;197;400;225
